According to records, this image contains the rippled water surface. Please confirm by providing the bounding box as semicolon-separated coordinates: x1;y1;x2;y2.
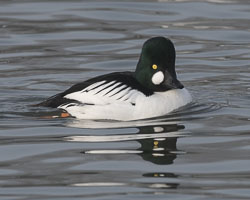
1;0;250;199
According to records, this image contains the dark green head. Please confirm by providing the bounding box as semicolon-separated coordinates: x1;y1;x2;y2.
135;37;183;92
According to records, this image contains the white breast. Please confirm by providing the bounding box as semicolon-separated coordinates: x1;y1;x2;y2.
133;88;192;120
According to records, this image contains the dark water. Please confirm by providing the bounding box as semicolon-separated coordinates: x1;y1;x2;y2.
1;0;250;199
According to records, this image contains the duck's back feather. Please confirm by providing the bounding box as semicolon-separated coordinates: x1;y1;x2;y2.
38;72;153;108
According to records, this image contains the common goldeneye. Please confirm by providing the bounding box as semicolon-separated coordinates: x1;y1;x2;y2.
38;37;192;121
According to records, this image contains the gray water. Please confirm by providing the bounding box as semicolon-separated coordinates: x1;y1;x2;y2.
1;0;250;199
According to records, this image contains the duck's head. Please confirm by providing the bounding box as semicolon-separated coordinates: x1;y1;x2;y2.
135;37;183;92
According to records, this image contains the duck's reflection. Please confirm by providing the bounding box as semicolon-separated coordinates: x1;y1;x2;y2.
64;121;184;190
136;124;184;165
6;120;185;190
65;119;186;165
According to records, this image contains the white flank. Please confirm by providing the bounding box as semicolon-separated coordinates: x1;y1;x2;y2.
59;83;192;121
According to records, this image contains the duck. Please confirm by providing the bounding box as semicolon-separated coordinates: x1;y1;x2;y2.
38;36;192;121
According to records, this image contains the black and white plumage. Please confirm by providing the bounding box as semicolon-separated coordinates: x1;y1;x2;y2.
38;37;192;120
40;72;152;107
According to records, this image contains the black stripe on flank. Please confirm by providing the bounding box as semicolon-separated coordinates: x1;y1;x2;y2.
64;103;77;108
82;81;107;93
105;83;130;97
64;102;94;108
94;81;117;95
117;88;134;101
116;88;132;100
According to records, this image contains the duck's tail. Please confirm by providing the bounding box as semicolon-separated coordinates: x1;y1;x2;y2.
33;93;79;108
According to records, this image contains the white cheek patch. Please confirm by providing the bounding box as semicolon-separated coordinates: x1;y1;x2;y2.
152;71;164;85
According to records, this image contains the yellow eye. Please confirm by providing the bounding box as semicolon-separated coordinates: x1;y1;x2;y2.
152;64;158;70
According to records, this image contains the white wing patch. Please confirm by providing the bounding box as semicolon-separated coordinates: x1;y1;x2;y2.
64;81;141;105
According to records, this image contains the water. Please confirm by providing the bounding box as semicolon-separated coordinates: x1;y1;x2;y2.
0;0;250;199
